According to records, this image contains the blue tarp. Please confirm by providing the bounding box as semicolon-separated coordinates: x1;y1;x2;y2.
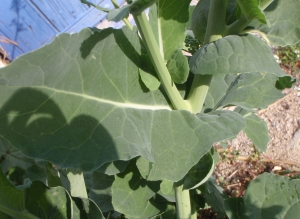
0;0;125;60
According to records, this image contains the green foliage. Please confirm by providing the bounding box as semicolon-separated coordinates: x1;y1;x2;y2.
0;0;298;218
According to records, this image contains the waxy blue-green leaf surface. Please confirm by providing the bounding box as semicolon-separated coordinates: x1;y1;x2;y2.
244;173;300;219
136;110;245;181
243;113;269;151
254;0;300;46
189;34;286;77
204;73;284;112
112;160;160;218
0;27;244;182
166;49;189;84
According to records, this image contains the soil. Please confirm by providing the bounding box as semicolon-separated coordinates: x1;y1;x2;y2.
225;67;300;170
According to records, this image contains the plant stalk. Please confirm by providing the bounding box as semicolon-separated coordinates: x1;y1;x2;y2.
133;12;190;111
187;0;228;114
174;181;192;219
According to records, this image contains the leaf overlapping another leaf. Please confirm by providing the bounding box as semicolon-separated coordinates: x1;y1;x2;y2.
253;0;300;46
0;27;245;182
189;34;286;77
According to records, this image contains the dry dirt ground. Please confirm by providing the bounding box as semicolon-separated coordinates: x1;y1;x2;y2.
227;69;300;170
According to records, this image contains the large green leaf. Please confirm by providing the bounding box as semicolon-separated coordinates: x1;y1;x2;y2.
204;73;283;112
254;0;300;46
236;0;267;24
136;110;245;181
189;34;286;77
0;27;244;182
244;173;300;219
111;160;161;218
0;27;167;171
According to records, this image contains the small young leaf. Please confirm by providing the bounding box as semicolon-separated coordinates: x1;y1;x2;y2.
243;113;269;151
80;0;110;12
139;68;161;91
166;49;189;84
276;76;296;90
107;5;130;22
244;173;300;219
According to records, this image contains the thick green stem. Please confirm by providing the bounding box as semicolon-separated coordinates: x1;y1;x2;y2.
190;190;198;219
187;0;228;114
133;12;190;111
174;182;192;219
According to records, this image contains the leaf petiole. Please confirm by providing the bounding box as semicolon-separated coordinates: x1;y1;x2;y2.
133;12;190;111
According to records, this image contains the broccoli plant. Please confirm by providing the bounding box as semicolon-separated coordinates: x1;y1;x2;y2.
0;0;299;218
